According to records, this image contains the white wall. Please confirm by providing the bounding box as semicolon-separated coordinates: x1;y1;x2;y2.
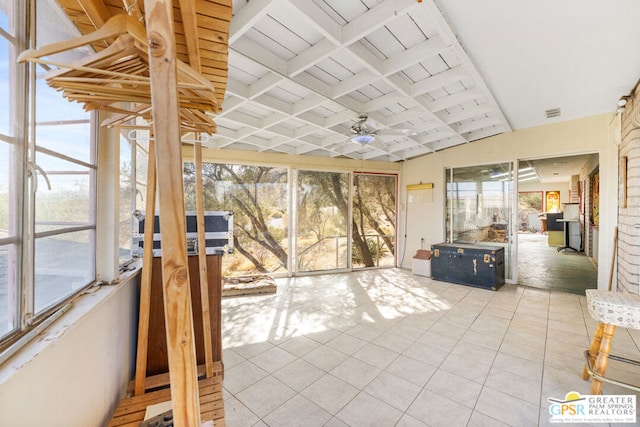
400;113;618;290
0;275;139;427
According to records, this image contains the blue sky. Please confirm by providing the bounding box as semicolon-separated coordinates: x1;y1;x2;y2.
0;11;10;135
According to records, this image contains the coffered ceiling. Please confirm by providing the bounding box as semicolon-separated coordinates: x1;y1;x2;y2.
211;0;640;162
212;0;510;161
52;0;640;162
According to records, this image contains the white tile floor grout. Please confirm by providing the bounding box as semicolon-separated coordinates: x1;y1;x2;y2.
221;269;640;426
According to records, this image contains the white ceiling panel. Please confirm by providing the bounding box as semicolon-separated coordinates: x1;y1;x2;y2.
265;87;303;105
244;27;298;60
315;0;369;24
363;29;405;59
215;0;637;162
268;7;325;47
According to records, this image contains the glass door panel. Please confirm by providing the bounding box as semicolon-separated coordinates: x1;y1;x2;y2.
183;163;289;276
296;170;349;272
445;163;513;280
518;192;543;233
352;173;397;268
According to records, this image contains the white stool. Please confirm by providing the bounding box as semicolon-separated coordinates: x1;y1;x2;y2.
583;289;640;394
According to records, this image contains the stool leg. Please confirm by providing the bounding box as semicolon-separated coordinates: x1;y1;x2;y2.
583;322;604;380
590;323;616;395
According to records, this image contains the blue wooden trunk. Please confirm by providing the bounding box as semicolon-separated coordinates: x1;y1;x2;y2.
431;243;505;290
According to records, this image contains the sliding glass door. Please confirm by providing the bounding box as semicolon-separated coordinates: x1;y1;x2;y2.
296;170;349;272
352;173;397;268
184;164;399;276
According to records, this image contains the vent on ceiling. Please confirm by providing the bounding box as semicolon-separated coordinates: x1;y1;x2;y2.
545;108;561;118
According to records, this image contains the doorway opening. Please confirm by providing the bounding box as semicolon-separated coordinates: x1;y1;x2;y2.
516;154;598;294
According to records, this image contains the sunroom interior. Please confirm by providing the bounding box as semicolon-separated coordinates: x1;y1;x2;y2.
2;0;640;425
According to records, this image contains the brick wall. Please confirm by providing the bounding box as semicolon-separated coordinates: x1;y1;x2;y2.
579;156;599;259
617;84;640;293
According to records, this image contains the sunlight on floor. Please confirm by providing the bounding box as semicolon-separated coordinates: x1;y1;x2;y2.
222;269;453;350
221;269;640;426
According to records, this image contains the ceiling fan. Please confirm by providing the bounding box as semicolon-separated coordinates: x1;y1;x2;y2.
348;113;417;145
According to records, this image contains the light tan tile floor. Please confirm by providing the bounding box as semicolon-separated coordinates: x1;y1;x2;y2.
222;269;640;426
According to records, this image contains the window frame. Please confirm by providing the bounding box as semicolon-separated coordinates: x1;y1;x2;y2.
0;0;99;349
0;0;28;342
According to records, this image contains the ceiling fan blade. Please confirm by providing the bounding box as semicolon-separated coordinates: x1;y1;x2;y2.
363;117;378;129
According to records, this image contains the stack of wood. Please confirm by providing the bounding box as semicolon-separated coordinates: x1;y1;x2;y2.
53;0;231;108
17;14;219;133
222;275;278;297
17;0;233;425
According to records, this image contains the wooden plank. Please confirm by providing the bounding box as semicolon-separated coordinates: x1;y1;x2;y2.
178;0;202;71
133;136;157;395
172;24;228;46
122;0;145;22
143;0;201;424
209;255;223;365
75;0;111;29
128;362;222;393
110;376;224;427
170;0;232;21
144;255;221;376
199;56;228;71
194;141;215;378
195;12;232;33
189;37;229;55
193;0;232;21
199;65;229;78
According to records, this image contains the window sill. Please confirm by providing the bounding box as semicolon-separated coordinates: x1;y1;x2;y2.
0;262;142;385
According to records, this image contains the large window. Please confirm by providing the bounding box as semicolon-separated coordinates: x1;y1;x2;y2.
446;163;513;279
30;4;96;315
1;0;23;340
184;163;289;276
1;0;97;345
118;129;149;268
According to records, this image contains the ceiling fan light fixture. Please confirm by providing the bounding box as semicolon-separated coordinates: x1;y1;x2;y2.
351;134;375;145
